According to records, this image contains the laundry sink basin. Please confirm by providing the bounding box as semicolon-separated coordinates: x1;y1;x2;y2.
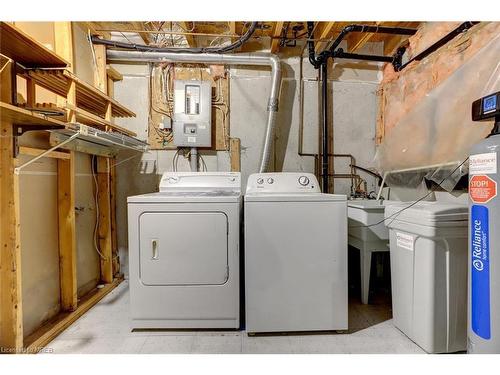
348;199;398;242
347;199;400;304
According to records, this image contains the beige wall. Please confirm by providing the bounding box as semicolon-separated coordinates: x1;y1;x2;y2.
13;22;102;337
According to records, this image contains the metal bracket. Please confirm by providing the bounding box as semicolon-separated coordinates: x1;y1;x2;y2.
14;131;80;175
13;124;67;158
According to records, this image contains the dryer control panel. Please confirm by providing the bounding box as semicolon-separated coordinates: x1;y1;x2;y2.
246;173;320;194
160;172;241;192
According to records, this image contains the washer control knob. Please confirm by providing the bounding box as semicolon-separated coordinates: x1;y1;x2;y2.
257;178;264;185
298;176;310;186
267;177;274;184
167;176;179;184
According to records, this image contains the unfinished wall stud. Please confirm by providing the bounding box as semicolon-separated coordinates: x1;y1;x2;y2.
97;157;113;284
0;60;23;352
57;152;77;311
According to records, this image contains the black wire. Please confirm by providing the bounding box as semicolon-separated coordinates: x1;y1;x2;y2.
349;158;469;229
91;22;259;54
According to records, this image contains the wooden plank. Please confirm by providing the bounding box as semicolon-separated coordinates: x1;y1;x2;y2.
106;65;123;82
179;22;196;47
0;101;67;128
93;45;107;93
97;157;113;284
24;278;123;352
53;22;74;71
25;69;136;118
67;104;137;137
0;121;23;352
348;32;375;53
19;146;70;160
63;70;135;118
230;138;241;172
315;22;336;53
347;22;382;53
109;159;119;276
54;22;76;123
76;22;111;39
228;22;237;42
271;22;285;53
25;78;36;107
57;152;77;311
130;22;152;45
0;60;23;352
107;78;114;99
0;22;68;68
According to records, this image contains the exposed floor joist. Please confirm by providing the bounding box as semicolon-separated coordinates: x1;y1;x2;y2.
315;22;337;52
271;22;285;53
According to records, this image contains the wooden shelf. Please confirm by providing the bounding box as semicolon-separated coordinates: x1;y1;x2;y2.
24;69;136;118
0;101;67;128
68;105;137;137
0;22;69;68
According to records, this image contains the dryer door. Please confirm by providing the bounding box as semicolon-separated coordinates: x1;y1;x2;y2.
139;211;228;285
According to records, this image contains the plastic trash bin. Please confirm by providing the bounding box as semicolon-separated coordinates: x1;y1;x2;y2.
385;201;468;353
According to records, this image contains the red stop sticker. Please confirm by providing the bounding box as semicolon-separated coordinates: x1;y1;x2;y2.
470;175;497;204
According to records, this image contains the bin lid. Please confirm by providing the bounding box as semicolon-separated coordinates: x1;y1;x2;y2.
384;201;468;226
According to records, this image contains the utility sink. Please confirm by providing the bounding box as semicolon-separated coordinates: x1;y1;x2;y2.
347;199;399;304
348;199;398;242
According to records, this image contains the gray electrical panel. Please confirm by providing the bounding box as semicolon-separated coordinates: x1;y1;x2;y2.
173;80;212;147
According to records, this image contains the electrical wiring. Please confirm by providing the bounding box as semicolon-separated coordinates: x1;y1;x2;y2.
91;155;107;261
349;158;469;229
198;153;208;172
91;22;258;54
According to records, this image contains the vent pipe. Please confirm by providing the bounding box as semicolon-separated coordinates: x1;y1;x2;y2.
106;50;282;173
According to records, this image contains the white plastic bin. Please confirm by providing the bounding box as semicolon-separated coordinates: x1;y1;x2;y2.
385;202;468;353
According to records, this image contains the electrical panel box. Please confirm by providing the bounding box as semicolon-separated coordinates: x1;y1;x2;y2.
173;80;212;147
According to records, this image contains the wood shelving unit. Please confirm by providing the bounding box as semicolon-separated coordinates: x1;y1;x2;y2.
0;101;67;128
0;22;69;68
24;69;136;119
67;104;136;137
0;22;136;353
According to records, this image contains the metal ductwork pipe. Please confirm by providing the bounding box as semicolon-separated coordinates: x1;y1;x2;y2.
106;50;282;173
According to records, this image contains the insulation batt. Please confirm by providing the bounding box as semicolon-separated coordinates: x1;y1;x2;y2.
375;22;500;179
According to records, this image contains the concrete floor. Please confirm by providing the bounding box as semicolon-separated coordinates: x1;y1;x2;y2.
43;280;425;354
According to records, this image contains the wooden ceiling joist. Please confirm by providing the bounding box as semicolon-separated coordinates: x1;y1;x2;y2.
179;22;196;47
229;21;237;42
348;22;381;53
314;22;337;53
130;22;152;45
83;21;421;55
270;22;285;53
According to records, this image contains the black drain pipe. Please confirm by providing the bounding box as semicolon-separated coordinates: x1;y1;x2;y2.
392;21;479;71
307;22;478;192
320;62;329;191
307;22;418;192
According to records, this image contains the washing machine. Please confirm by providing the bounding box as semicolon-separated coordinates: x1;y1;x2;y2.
127;172;241;329
244;172;348;333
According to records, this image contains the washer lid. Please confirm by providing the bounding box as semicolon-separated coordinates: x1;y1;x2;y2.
245;193;346;202
384;201;468;225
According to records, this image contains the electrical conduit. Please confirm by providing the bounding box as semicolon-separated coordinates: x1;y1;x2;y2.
106;50;282;173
